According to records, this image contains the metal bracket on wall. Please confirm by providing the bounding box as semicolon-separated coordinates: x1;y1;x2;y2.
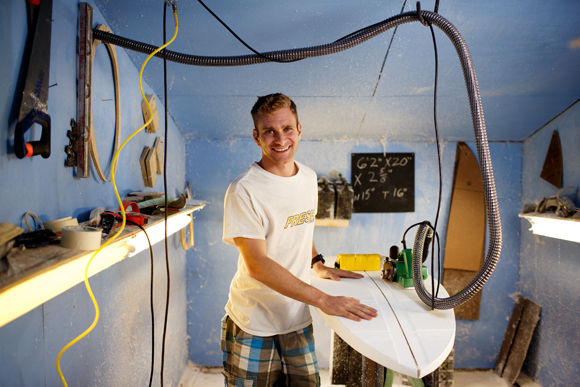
68;2;93;177
64;119;78;167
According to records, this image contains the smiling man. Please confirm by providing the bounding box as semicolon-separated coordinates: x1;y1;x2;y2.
221;93;377;387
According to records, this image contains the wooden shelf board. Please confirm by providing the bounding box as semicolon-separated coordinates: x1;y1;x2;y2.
315;219;349;227
0;204;204;328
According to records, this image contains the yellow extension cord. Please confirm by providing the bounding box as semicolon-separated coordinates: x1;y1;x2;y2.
56;7;179;386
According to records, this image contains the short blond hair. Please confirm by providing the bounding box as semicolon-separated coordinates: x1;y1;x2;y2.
251;93;299;130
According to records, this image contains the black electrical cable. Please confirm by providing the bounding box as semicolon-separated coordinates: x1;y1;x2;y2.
103;212;156;386
148;218;155;387
160;3;172;386
197;0;300;64
426;17;443;310
131;219;156;387
401;222;424;250
435;230;441;297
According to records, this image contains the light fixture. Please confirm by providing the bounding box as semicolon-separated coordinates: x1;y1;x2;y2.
519;213;580;244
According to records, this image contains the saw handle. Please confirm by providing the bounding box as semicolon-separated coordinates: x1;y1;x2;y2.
14;109;51;159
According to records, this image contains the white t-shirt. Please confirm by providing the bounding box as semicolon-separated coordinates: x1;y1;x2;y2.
223;161;318;336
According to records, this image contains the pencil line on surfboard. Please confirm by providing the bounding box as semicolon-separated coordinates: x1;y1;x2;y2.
365;271;420;375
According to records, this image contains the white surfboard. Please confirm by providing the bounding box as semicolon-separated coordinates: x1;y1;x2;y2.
310;270;455;378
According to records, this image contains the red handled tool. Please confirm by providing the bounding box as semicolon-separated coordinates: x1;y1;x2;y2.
111;202;149;226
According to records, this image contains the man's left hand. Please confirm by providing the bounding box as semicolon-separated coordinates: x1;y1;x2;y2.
313;262;364;281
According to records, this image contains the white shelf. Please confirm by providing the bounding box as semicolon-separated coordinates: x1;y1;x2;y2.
519;212;580;244
0;204;204;328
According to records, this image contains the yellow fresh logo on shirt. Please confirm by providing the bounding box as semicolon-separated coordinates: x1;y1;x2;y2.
284;209;316;229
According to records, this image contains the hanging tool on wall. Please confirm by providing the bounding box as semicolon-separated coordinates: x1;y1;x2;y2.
14;0;53;159
65;3;92;177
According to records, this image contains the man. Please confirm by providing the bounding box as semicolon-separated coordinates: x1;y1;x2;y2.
222;93;377;386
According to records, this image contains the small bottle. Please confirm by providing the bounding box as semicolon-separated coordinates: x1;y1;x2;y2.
335;176;354;220
316;176;335;219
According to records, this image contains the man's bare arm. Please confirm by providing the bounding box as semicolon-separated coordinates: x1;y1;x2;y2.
311;243;366;281
234;237;377;322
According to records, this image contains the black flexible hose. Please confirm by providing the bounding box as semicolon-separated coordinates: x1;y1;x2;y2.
93;11;425;67
94;9;501;309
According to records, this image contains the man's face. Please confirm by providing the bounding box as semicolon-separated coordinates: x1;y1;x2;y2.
253;107;302;177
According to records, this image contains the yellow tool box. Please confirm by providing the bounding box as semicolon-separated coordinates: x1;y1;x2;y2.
335;254;382;271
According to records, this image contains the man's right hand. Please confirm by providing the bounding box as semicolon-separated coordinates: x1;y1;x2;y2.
319;294;378;322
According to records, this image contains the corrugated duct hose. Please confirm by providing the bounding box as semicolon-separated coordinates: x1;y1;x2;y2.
94;9;501;309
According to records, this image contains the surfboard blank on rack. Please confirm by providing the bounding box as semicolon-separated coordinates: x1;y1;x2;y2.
310;270;455;378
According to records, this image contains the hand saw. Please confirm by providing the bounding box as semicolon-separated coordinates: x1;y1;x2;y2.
14;0;53;159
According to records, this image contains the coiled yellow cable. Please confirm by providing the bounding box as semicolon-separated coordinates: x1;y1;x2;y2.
56;7;179;386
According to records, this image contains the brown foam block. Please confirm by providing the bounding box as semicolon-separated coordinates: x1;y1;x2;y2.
362;356;385;387
500;298;541;385
331;333;364;386
495;295;526;376
444;143;486;272
442;269;482;320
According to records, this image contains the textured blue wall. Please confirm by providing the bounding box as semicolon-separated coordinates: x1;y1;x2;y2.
185;137;521;369
0;1;188;385
520;100;580;386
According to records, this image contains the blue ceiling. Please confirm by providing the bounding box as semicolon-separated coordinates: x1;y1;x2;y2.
93;0;580;142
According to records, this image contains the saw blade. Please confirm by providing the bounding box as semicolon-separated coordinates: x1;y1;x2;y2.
18;0;53;122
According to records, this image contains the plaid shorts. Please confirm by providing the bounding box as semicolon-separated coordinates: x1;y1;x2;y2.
220;315;320;387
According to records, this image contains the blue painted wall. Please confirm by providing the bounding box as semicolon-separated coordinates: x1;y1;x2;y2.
520;99;580;387
0;1;188;386
185;136;522;369
3;0;577;382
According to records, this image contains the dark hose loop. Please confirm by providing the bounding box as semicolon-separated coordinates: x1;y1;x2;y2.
410;12;502;310
95;9;501;309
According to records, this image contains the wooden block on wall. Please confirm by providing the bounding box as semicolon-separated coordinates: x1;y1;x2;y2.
153;137;163;175
145;146;157;187
141;94;159;133
140;146;152;187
